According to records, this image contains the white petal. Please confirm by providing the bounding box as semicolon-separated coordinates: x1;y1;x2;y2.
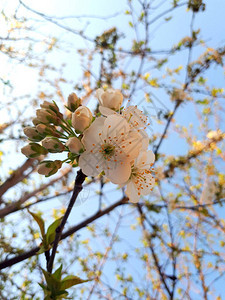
123;105;148;129
79;151;103;177
96;88;104;106
102;114;129;139
145;150;155;165
125;181;140;203
140;130;149;150
82;117;105;150
135;151;148;168
118;131;143;161
135;150;155;169
105;161;131;184
99;106;117;116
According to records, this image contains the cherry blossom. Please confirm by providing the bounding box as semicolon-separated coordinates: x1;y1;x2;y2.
124;150;155;203
79;114;144;184
96;88;123;111
72;106;93;132
22;88;155;201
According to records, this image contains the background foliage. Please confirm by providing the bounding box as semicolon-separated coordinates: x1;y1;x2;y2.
0;0;225;299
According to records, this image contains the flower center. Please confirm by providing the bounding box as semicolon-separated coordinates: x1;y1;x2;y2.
102;144;115;158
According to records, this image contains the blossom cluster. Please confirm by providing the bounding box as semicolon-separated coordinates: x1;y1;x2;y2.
21;88;155;203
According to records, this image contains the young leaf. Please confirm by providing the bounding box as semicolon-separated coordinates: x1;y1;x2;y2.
28;210;45;238
37;243;50;255
60;275;91;290
41;268;61;294
52;264;63;281
38;282;48;291
46;217;62;245
55;290;69;297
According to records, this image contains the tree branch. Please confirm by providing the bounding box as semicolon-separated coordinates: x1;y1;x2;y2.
0;196;127;270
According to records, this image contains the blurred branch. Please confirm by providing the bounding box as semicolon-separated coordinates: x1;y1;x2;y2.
0;158;40;202
0;196;128;270
0;167;71;218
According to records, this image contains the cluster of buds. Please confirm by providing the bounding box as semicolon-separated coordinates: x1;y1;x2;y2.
21;96;90;176
21;88;155;202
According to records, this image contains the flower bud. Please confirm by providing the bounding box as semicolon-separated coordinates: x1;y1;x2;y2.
36;124;61;137
36;109;61;125
96;88;123;111
42;137;65;153
67;93;81;112
37;160;62;177
32;118;41;126
21;143;48;158
23;127;44;142
72;106;93;132
66;137;84;154
40;101;64;119
40;100;59;113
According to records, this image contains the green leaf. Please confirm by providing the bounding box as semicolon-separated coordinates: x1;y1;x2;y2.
41;268;61;294
28;210;45;238
55;290;68;297
46;217;62;245
52;264;63;281
38;283;48;291
60;275;90;290
37;242;50;254
37;245;47;255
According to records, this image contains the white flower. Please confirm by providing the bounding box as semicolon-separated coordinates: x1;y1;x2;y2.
96;88;123;111
66;137;83;154
122;105;148;129
99;105;150;150
72;106;93;132
99;105;148;127
79;114;144;184
124;150;155;203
